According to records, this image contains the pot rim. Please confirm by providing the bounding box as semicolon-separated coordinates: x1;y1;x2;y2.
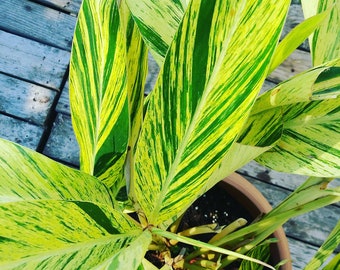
220;172;292;270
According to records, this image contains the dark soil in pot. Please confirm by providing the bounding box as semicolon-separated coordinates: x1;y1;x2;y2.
178;183;253;241
146;182;272;269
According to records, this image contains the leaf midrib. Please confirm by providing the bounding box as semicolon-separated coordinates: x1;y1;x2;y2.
149;0;246;224
0;230;141;268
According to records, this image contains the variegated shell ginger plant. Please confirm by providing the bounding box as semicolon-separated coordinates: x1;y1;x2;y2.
0;0;339;269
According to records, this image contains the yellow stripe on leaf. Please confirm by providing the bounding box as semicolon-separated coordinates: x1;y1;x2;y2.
269;9;331;74
256;97;340;177
0;138;112;206
133;0;290;227
0;200;141;269
70;0;129;187
125;0;184;65
302;0;340;66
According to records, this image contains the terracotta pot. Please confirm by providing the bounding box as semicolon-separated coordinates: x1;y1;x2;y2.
220;173;292;270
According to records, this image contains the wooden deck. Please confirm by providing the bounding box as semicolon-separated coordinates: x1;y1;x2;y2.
0;1;338;269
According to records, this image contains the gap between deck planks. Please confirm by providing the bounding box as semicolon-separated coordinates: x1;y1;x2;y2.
0;30;69;150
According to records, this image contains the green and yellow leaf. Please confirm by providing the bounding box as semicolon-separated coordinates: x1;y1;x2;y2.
239;57;340;177
203;144;272;193
119;1;148;155
252;59;340;115
238;107;283;147
70;0;129;187
97;230;151;270
324;253;340;270
302;0;340;65
269;9;330;74
255;97;340;177
133;0;290;227
0;139;142;269
106;1;149;205
125;0;184;65
0;138;112;206
239;243;271;270
304;220;340;270
0;200;141;269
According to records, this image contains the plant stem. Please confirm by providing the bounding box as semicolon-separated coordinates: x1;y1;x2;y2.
151;227;275;270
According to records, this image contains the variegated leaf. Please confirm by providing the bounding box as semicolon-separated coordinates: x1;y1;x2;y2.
119;1;148;154
301;0;318;21
238;59;340;159
0;138;111;206
97;230;151;270
313;64;340;99
252;59;340;115
133;0;290;227
70;0;129;186
237;107;283;147
125;0;184;65
256;97;340;177
202;144;272;195
324;253;340;270
304;220;340;269
268;9;330;74
0;200;141;269
302;0;340;65
239;243;271;270
105;1;149;204
250;60;340;177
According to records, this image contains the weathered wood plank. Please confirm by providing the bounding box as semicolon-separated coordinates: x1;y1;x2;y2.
284;206;340;251
34;0;82;15
145;53;160;94
0;114;43;150
43;113;79;166
288;237;335;269
239;161;340;192
239;161;307;191
268;49;312;83
0;74;57;125
281;4;309;52
0;30;70;89
56;80;70;115
0;0;76;51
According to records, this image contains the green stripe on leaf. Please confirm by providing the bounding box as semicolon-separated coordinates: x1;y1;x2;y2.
70;0;129;187
132;0;290;227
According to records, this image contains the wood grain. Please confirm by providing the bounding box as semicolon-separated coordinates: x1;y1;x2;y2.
239;161;340;192
43;113;79;166
0;30;70;89
0;73;57;125
34;0;82;14
268;49;312;83
56;80;70;115
0;0;76;51
0;114;43;150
